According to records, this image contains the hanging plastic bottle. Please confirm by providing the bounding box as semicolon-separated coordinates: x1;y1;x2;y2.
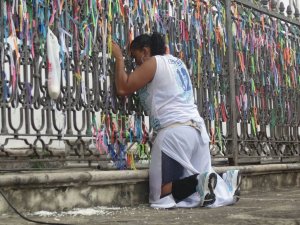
47;27;61;100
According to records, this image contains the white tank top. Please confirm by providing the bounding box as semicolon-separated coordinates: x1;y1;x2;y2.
137;54;202;131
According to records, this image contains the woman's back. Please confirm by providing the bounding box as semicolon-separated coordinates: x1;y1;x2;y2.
138;54;201;130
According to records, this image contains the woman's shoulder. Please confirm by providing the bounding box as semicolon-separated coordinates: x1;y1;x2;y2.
154;54;178;62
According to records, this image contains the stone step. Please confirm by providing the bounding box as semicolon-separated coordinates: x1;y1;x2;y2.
0;163;299;213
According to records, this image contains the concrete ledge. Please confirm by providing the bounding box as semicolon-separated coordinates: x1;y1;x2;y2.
214;163;300;174
0;169;149;187
0;163;299;213
1;164;299;187
0;170;150;213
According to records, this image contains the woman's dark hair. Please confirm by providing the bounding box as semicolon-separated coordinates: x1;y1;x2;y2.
130;32;166;56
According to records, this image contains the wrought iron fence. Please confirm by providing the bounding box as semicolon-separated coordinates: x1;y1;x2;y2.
230;0;300;164
0;0;299;170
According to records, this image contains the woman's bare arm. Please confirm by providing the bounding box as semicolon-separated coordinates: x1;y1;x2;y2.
112;42;156;96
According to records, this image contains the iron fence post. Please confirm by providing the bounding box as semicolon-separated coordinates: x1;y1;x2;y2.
225;0;238;165
0;0;8;134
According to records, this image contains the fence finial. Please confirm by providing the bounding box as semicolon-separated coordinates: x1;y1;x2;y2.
295;7;300;18
271;0;278;11
287;5;293;17
261;0;269;8
294;0;300;18
279;2;285;14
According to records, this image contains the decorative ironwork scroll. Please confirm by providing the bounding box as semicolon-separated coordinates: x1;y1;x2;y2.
0;0;299;170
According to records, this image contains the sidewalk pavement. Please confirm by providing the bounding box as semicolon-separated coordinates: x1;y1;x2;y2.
0;187;299;225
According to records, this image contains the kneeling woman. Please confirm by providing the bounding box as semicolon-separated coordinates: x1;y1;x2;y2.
111;32;241;208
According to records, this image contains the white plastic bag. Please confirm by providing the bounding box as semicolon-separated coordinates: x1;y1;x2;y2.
47;27;61;100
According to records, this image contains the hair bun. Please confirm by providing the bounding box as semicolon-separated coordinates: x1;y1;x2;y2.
150;32;166;55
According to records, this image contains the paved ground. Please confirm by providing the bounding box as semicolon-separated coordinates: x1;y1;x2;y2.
0;187;299;225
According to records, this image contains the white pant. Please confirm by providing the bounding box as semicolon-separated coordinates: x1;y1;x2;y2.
149;122;235;208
